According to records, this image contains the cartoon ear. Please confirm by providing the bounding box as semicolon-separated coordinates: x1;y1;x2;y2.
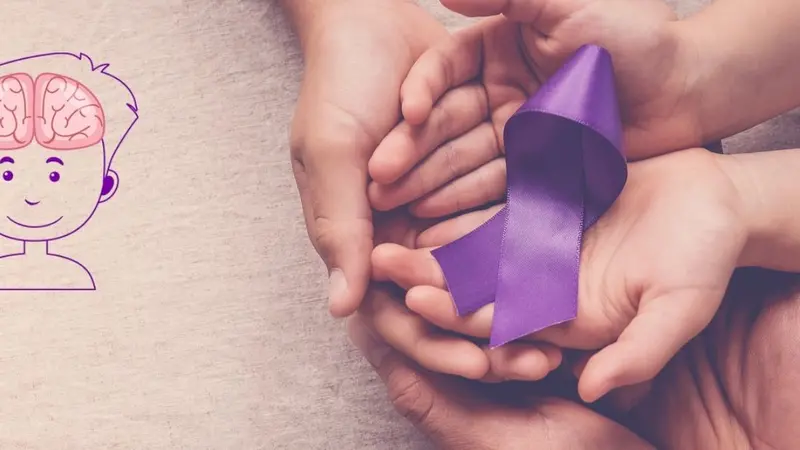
99;169;119;203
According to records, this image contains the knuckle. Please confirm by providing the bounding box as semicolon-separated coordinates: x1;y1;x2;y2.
484;160;507;200
441;141;462;181
429;104;453;145
287;109;305;157
386;370;436;426
475;85;490;119
460;84;487;120
493;123;507;155
311;215;372;260
413;168;433;200
306;132;365;162
422;253;443;287
288;124;306;159
453;188;466;214
431;47;453;88
442;180;467;214
483;125;502;158
291;157;309;194
474;167;492;203
311;216;337;261
289;111;374;164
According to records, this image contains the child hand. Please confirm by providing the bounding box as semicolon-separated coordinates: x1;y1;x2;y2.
368;210;564;383
372;148;749;402
368;0;703;213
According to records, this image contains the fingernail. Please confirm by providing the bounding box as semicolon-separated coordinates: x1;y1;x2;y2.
348;319;391;368
328;269;348;309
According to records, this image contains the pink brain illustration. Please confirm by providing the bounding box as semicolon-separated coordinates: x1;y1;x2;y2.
0;73;34;150
0;72;105;151
34;73;105;150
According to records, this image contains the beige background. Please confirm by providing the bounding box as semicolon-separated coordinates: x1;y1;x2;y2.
0;0;795;448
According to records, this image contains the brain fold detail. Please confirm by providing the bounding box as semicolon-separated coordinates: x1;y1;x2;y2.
0;72;105;150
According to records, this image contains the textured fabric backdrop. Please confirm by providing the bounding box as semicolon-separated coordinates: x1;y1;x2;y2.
0;1;795;449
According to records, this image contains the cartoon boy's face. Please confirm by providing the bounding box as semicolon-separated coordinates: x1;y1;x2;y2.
0;71;116;242
0;142;111;241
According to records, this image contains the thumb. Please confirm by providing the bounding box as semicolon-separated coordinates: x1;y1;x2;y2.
577;289;723;403
347;315;473;448
291;131;373;318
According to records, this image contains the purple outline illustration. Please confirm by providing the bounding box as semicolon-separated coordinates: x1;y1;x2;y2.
0;52;138;290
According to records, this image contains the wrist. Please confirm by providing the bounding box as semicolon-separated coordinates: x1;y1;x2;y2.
670;4;800;145
716;154;758;268
280;0;349;52
666;18;736;147
281;0;408;54
718;152;792;270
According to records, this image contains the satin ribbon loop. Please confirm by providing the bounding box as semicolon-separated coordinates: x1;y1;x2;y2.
431;45;627;347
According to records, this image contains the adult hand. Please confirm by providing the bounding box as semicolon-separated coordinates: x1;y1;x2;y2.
347;310;653;449
376;149;748;402
354;244;800;448
368;0;705;213
284;0;448;316
359;140;800;447
623;268;800;449
359;210;562;382
348;209;648;449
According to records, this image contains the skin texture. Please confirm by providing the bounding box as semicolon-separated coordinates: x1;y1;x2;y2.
373;149;750;402
351;267;800;449
368;0;704;213
362;209;564;383
281;0;448;317
353;210;657;449
281;1;800;447
358;143;800;448
369;0;800;217
676;0;800;141
283;0;800;318
723;150;800;273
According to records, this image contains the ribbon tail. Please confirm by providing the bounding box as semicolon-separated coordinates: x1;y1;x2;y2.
490;120;585;347
432;45;627;347
431;208;506;316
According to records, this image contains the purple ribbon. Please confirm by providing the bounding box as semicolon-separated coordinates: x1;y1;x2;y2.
431;45;627;347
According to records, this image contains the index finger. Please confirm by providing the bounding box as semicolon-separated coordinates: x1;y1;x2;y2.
401;22;486;125
360;285;491;380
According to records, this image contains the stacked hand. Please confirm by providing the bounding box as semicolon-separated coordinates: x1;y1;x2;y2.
368;0;706;214
283;0;800;448
372;148;747;401
287;0;447;316
363;0;749;403
355;152;800;448
351;266;800;449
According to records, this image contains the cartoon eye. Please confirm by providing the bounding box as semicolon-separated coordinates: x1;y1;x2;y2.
2;170;12;182
49;171;60;183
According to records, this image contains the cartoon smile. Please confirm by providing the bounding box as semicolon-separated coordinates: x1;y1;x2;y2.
7;215;63;229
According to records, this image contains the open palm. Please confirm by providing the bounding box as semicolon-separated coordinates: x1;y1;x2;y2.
361;147;800;448
404;1;697;159
354;209;654;448
352;269;800;449
629;269;800;448
369;4;702;215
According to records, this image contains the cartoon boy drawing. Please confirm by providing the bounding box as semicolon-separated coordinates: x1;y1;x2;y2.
0;52;138;290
